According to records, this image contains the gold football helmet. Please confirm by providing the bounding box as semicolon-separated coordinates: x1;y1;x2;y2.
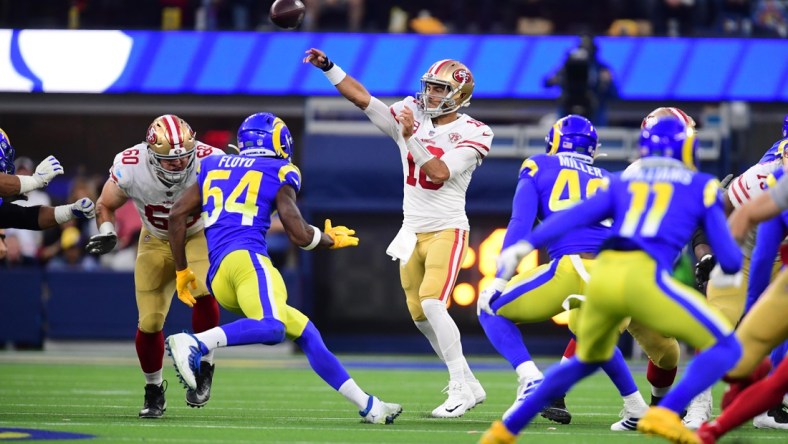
417;59;474;118
642;107;696;134
145;114;196;185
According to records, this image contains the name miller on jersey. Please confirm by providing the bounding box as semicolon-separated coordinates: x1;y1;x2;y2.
558;155;604;178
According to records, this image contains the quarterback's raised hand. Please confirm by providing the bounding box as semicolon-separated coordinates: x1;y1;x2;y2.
324;219;359;249
70;198;96;220
86;229;117;255
303;48;332;70
33;155;64;188
496;241;534;281
175;268;198;308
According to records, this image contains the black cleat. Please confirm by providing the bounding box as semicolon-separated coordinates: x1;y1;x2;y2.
541;396;572;424
186;362;214;408
139;381;167;419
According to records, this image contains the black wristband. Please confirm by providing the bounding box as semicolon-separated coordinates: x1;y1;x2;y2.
320;57;335;72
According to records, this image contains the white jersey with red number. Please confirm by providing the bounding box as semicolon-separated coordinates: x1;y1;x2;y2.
108;141;223;240
728;158;782;254
364;96;493;232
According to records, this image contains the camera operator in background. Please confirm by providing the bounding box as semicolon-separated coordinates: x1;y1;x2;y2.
544;35;617;126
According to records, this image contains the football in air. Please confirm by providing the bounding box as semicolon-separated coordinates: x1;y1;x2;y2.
270;0;306;30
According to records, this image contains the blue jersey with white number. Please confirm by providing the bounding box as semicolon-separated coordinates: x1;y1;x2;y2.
197;155;301;281
526;158;742;273
501;153;610;261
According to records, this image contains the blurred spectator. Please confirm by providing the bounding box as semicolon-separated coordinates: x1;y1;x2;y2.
197;0;258;31
5;157;53;263
303;0;364;32
544;35;618;126
717;0;753;35
653;0;699;36
1;233;38;268
46;226;99;271
752;0;788;37
409;10;447;34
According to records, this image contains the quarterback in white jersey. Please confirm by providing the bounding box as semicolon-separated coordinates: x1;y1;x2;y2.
86;115;222;419
305;48;491;418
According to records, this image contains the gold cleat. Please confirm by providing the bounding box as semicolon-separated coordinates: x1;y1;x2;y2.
637;406;700;444
479;420;517;444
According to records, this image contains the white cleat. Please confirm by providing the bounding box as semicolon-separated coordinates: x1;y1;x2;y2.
467;379;487;407
611;407;645;431
682;388;712;430
753;407;788;429
503;376;544;421
360;395;402;424
431;381;475;418
165;333;204;391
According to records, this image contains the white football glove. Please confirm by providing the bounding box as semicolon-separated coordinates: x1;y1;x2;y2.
33;155;64;188
477;278;508;316
496;241;534;281
70;198;96;220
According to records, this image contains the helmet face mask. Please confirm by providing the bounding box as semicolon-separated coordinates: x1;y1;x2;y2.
639;116;698;170
0;128;15;175
237;112;293;160
145;115;196;185
416;59;474;118
545;114;599;164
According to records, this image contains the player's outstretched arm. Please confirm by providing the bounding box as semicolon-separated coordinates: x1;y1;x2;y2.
303;48;371;110
0;156;64;197
168;183;201;307
275;186;358;250
168;183;202;271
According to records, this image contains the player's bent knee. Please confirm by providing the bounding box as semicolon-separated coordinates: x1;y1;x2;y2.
138;313;166;333
259;318;286;345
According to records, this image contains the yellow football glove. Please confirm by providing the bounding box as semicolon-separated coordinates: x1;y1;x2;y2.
324;219;359;249
175;267;198;308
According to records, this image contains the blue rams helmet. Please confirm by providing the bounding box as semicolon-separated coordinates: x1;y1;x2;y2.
237;113;293;160
0;128;15;174
639;116;697;169
545;114;599;163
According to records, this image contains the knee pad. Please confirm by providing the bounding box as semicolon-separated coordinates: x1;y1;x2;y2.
260;318;286;345
645;337;680;370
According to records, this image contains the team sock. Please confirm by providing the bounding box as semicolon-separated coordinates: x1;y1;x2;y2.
338;379;370;410
660;334;741;414
478;311;532;369
192;295;220;363
647;360;677;397
504;357;598;434
707;356;788;438
135;329;164;374
294;321;351;390
601;347;639;397
221;318;285;346
561;338;577;363
423;299;467;382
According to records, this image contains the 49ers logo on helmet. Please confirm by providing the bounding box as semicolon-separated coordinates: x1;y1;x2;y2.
146;125;157;144
453;69;470;84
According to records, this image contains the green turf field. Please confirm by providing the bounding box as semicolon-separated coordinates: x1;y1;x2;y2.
0;351;782;443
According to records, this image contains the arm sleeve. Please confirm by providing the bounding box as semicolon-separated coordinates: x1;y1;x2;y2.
526;189;614;249
704;206;743;274
0;201;41;229
363;97;401;140
501;177;539;250
691;227;708;251
745;217;784;312
442;148;480;178
768;174;788;211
